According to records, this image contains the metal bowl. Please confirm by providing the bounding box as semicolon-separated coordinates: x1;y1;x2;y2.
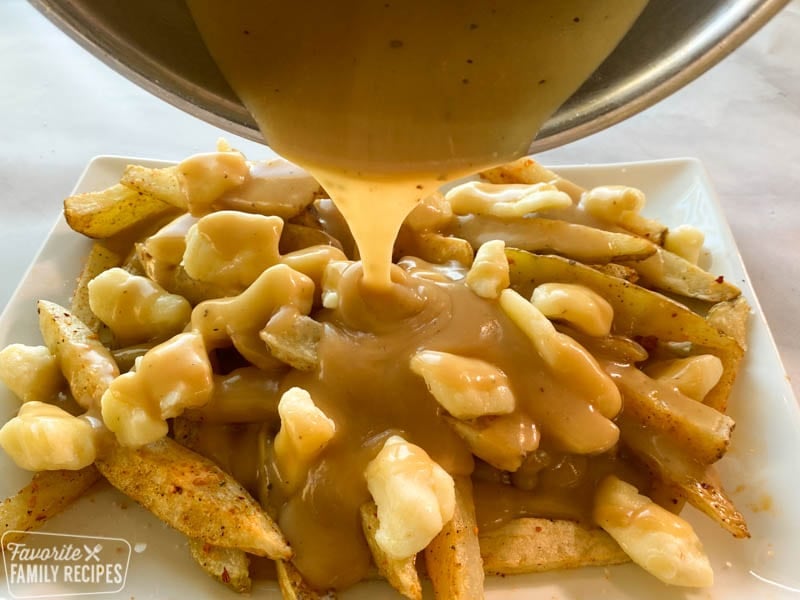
30;0;788;152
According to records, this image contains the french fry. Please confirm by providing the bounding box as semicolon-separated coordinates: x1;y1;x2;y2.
37;300;119;410
70;242;123;337
0;466;101;547
589;262;640;283
95;437;291;558
606;364;734;464
424;476;484;600
188;537;252;593
123;158;325;219
121;164;187;209
360;501;422;600
619;416;749;539
480;159;667;243
480;517;628;575
395;227;475;266
480;157;584;202
64;183;174;239
707;296;750;350
624;248;741;302
276;559;334;600
506;250;744;412
454;216;657;264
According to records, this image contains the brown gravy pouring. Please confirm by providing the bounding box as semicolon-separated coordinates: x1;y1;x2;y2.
183;0;649;590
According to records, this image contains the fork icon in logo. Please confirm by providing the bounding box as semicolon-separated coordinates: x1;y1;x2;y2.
84;544;103;562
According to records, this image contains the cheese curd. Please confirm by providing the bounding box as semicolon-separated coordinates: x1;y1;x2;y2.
410;350;515;419
183;211;283;289
273;387;336;493
466;240;510;300
446;181;572;218
88;268;191;346
500;288;621;424
664;225;705;265
645;355;724;402
365;435;455;560
0;402;99;470
101;331;213;447
531;282;614;337
594;475;713;587
580;185;645;222
0;344;64;403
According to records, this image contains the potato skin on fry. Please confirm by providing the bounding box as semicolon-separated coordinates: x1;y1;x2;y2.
188;537;251;593
37;300;119;410
0;466;101;547
64;183;174;239
360;501;422;600
95;437;291;559
506;251;744;413
424;476;484;600
479;517;628;575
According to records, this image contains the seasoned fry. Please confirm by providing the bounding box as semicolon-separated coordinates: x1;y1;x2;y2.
360;501;422;600
395;227;475;266
624;248;741;302
589;262;640;283
123;157;324;219
95;437;291;558
607;364;734;465
424;476;484;600
37;300;119;410
707;296;750;350
454;216;657;263
70;242;123;336
188;537;252;593
506;250;744;412
121;165;187;209
0;466;101;547
619;416;749;539
480;517;628;575
64;183;174;239
480;157;584;202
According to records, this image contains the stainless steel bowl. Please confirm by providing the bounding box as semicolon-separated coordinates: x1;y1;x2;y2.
30;0;788;152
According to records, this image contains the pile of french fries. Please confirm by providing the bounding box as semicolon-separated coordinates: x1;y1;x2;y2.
0;144;750;598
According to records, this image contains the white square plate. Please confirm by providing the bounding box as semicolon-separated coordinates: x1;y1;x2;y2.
1;156;798;599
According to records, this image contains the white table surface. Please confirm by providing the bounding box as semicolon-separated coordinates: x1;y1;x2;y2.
0;0;797;403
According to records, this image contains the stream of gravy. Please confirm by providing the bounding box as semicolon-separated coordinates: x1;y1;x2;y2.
185;0;647;589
